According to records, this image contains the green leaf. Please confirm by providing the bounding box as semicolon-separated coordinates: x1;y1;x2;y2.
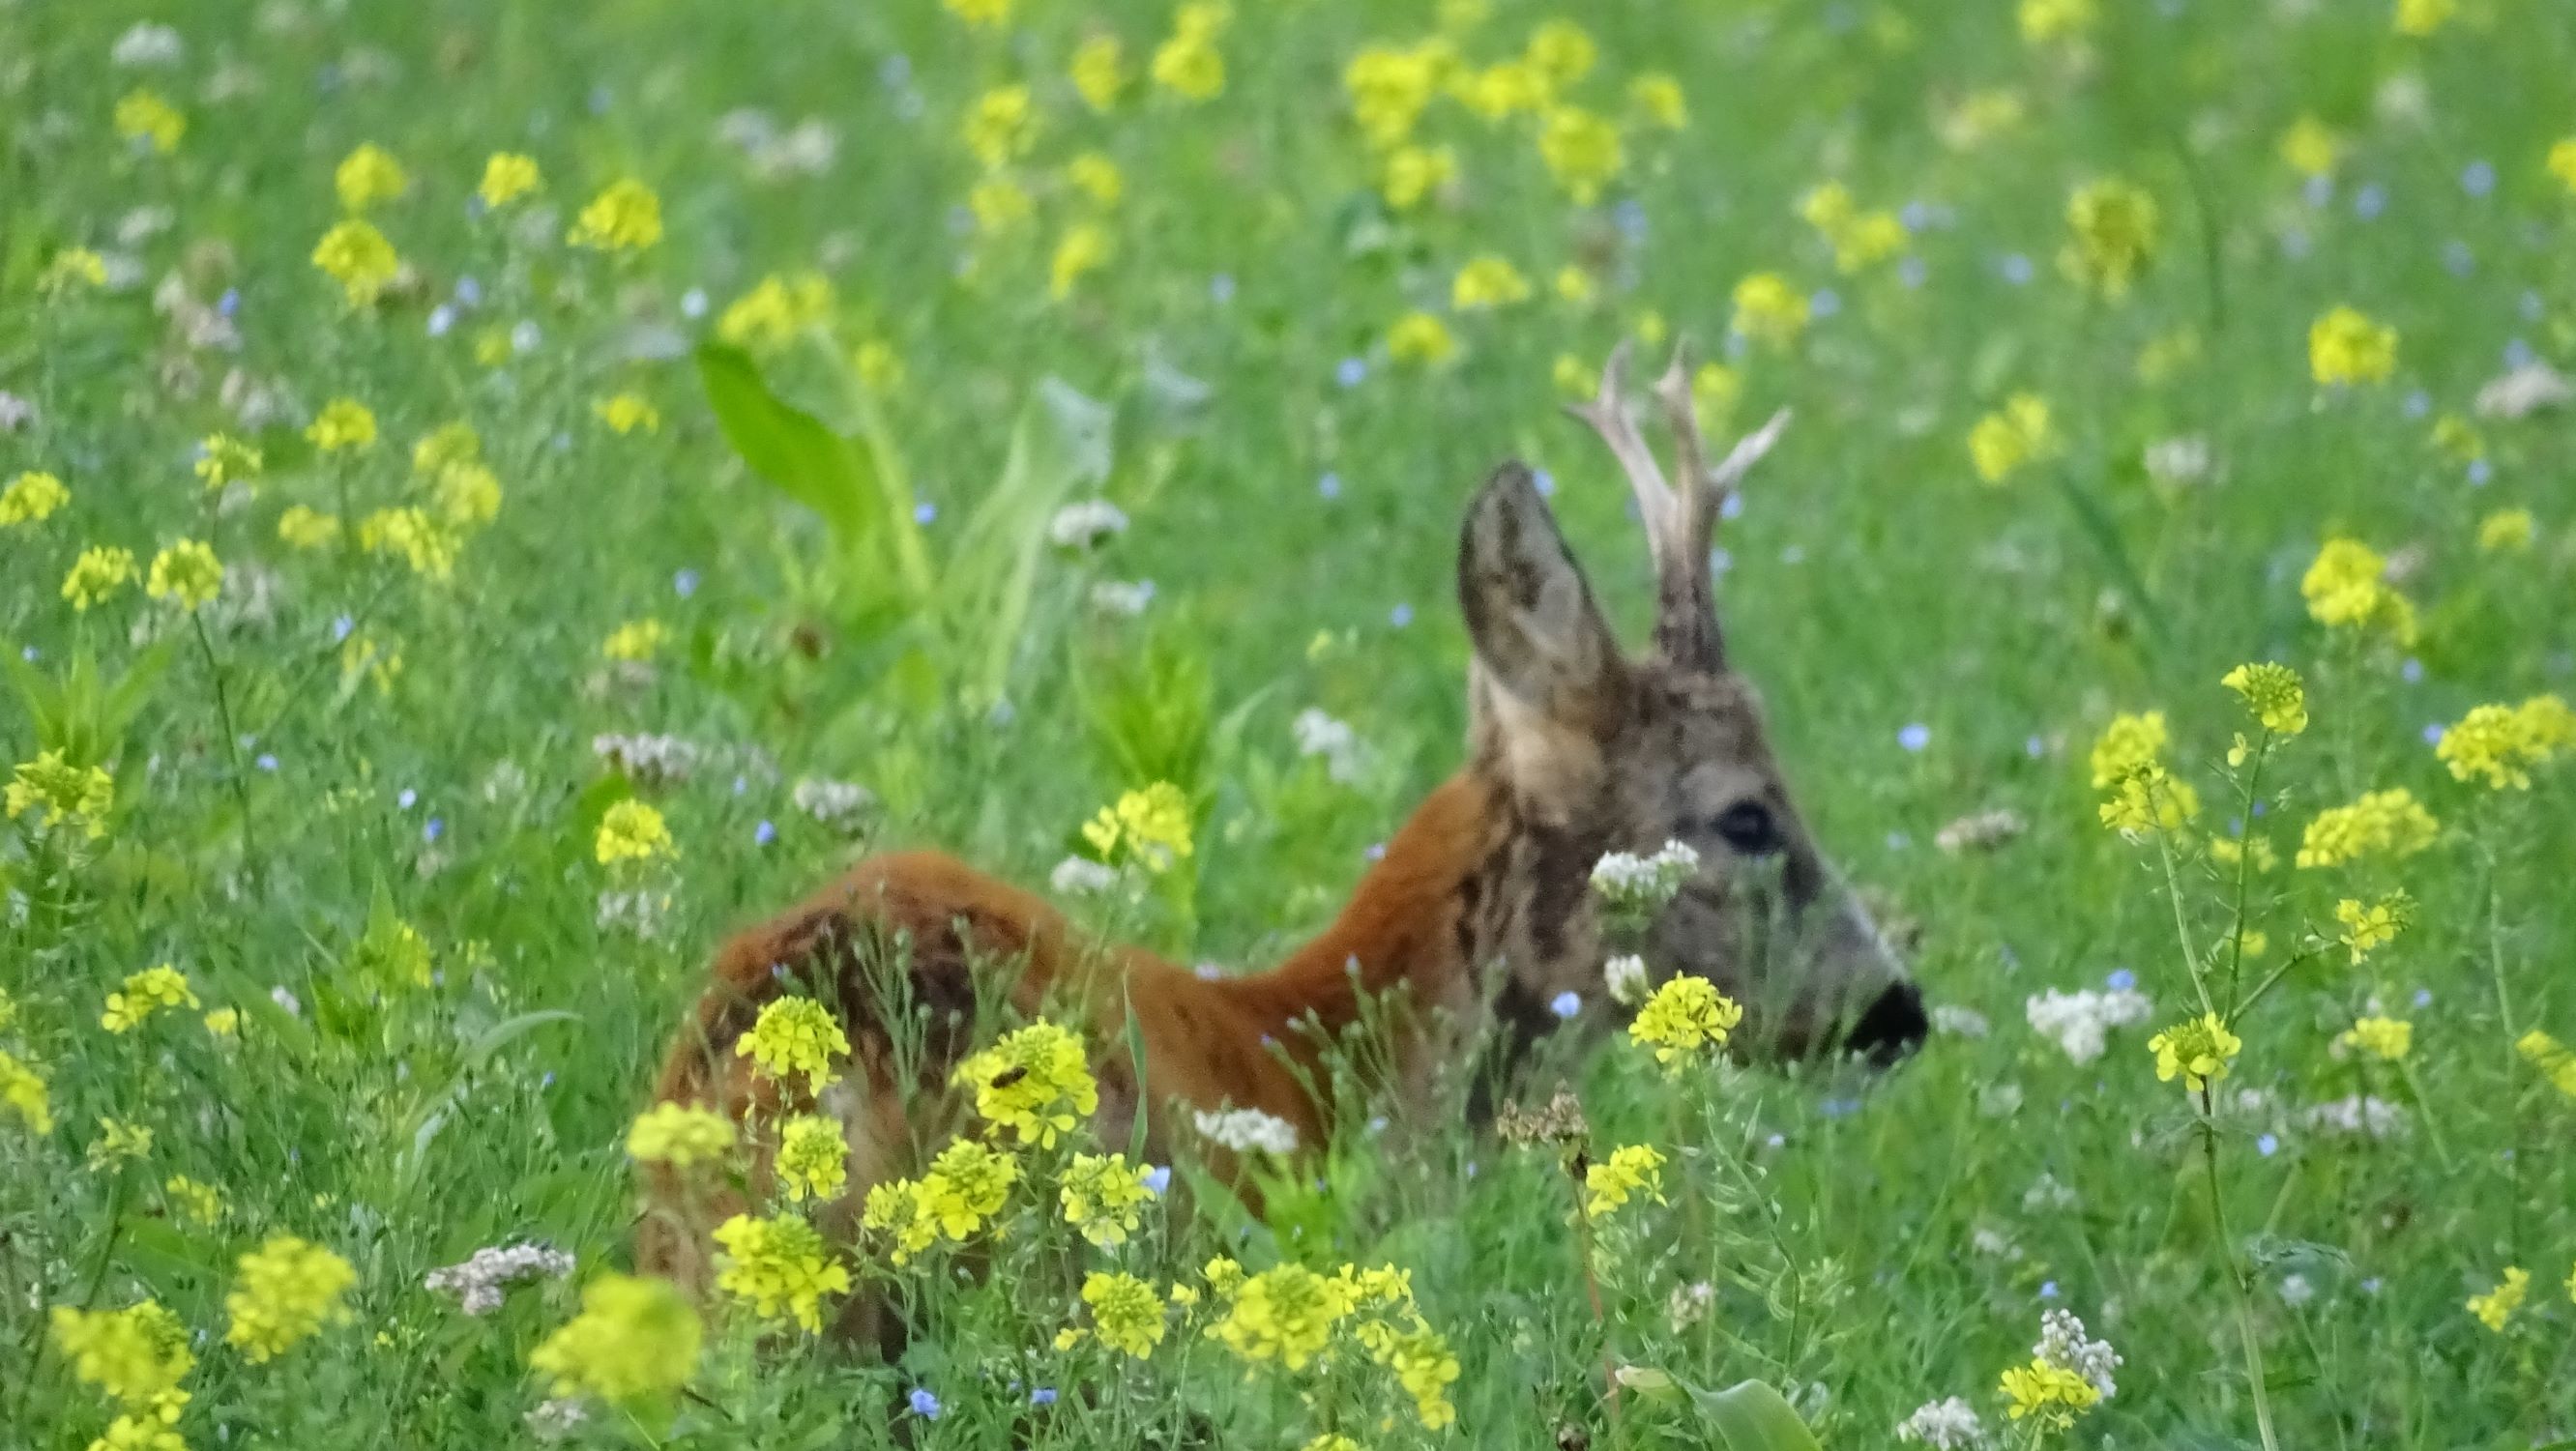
1686;1378;1826;1451
950;377;1112;707
696;343;880;557
460;1009;580;1074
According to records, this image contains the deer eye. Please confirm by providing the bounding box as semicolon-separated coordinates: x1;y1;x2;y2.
1710;801;1781;856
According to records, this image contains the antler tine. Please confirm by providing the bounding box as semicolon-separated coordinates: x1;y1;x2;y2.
1650;342;1713;548
1563;339;1679;554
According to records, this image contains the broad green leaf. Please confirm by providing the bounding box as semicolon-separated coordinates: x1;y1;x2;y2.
1687;1378;1827;1451
696;343;880;558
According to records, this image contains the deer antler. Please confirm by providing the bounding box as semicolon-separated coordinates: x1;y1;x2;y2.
1566;339;1794;671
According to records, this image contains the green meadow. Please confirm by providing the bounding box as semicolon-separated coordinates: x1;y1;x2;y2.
4;0;2575;1445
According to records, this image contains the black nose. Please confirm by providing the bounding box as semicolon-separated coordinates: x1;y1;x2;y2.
1846;981;1928;1066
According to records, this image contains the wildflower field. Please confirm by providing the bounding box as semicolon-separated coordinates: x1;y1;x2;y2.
9;0;2576;1445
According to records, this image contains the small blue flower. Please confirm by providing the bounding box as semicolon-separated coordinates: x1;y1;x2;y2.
908;1388;942;1419
2106;968;2137;992
2038;1280;2060;1300
2413;987;2432;1008
879;53;914;87
1531;467;1555;497
1317;471;1342;500
2400;657;2423;684
2353;183;2386;220
454;276;483;307
681;287;709;319
1999;253;2034;285
2504;336;2537;369
255;753;278;772
2025;735;2046;758
2466;458;2492;487
913;503;937;525
2301;174;2334;210
1144;1165;1172;1194
333;615;356;643
397;788;418;810
1809;287;1841;319
1822;1095;1860;1118
424;818;444;844
2443;240;2474;277
1549;991;1581;1020
755;820;776;847
2461;160;2496;197
1030;1387;1058;1407
2421;723;2445;745
1389;602;1414;628
674;567;701;598
1897;723;1930;753
217;287;240;317
1335;357;1367;389
2257;1133;2279;1157
426;305;455;338
1209;274;1236;305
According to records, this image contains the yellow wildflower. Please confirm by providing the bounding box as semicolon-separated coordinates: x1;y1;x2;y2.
1381;144;1456;210
717;273;834;352
2000;1357;2100;1427
311;219;400;305
2280;116;2341;178
1968;393;2056;483
89;1117;153;1168
1730;272;1808;348
2338;1016;2412;1061
1345;43;1449;150
601;619;666;662
1210;1262;1351;1371
2334;893;2413;962
1451;255;1531;310
1067;152;1124;207
944;0;1014;26
2299;537;2415;642
114;90;186;153
2148;1012;2241;1092
8;750;115;837
595;799;674;868
2310;305;2396;386
2517;1030;2576;1097
969;177;1034;234
530;1273;702;1404
595;393;660;435
862;1176;941;1264
953;1019;1098;1147
2467;1266;2528;1332
102;966;198;1033
1583;1144;1667;1218
1050;222;1113;300
1151;4;1227;101
1060;1152;1157;1247
0;471;69;526
1079;1270;1167;1358
625;1102;735;1169
920;1137;1019;1238
143;540;221;610
358;508;457;580
2436;696;2574;791
568;179;664;251
1629;73;1687;130
0;1049;51;1134
2297;788;2439;868
735;996;847;1093
2476;508;2534;552
2550;138;2576;195
2219;662;2307;736
478;153;542;209
306;399;378;454
713;1213;849;1332
224;1236;358;1362
2394;0;2453;36
776;1115;848;1203
39;248;108;296
1071;35;1127;111
164;1175;223;1225
334;143;409;212
1525;19;1595;86
2063;177;2158;297
1080;781;1196;872
962;85;1037;170
1537;105;1623;205
1627;973;1743;1071
50;1300;192;1407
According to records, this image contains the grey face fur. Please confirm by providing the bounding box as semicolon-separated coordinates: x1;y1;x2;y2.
1453;344;1923;1063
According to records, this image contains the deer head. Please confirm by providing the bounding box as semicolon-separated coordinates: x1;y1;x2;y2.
1455;343;1923;1064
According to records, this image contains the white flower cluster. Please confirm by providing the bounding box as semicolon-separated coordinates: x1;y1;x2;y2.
592;733;705;786
596;889;673;942
1046;499;1130;549
1048;856;1118;897
111;22;186;68
1091;579;1156;616
2034;1308;2121;1401
1292;708;1370;785
790;777;873;834
1602;953;1649;1005
1933;808;2026;855
1894;1397;1985;1449
424;1241;575;1316
2023;986;2152;1065
526;1398;589;1441
1589;840;1700;919
1191;1107;1300;1156
2301;1093;2409;1140
1930;1004;1990;1038
714;110;840;180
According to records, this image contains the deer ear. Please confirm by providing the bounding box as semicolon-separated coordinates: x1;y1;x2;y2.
1457;463;1627;740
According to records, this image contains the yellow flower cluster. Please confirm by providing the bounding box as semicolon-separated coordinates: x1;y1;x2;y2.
1800;182;1907;275
2516;1030;2576;1099
2337;1015;2412;1061
115;89;187;153
530;1273;702;1404
596;393;661;436
953;1020;1099;1147
102;966;198;1033
569;179;664;251
601;619;667;662
733;996;848;1093
1060;1151;1158;1246
1069;1269;1167;1358
307;399;379;454
1450;254;1531;310
8;750;116;838
335;143;409;212
2334;892;2412;963
1583;1143;1666;1218
0;470;69;526
2309;305;2397;387
2148;1011;2241;1092
2000;1357;2100;1426
1627;973;1742;1072
2434;695;2575;791
2466;1265;2528;1332
311;219;401;305
1081;781;1195;873
0;1048;52;1134
1152;4;1229;102
224;1235;358;1362
2219;662;2308;737
2062;177;2158;297
776;1114;849;1203
1731;272;1808;349
51;1300;193;1408
713;1212;851;1332
2090;711;2199;835
2296;788;2438;869
479;152;542;209
2298;537;2416;643
1968;393;2057;484
63;546;138;610
625;1102;736;1169
146;539;223;610
962;85;1037;170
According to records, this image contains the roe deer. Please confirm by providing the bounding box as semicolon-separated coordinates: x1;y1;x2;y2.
636;343;1923;1316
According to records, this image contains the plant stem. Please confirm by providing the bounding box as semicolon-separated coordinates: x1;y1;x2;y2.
2198;1097;2279;1451
190;612;259;885
1563;1155;1622;1427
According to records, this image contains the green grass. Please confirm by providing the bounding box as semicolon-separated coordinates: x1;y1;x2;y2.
5;0;2576;1445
